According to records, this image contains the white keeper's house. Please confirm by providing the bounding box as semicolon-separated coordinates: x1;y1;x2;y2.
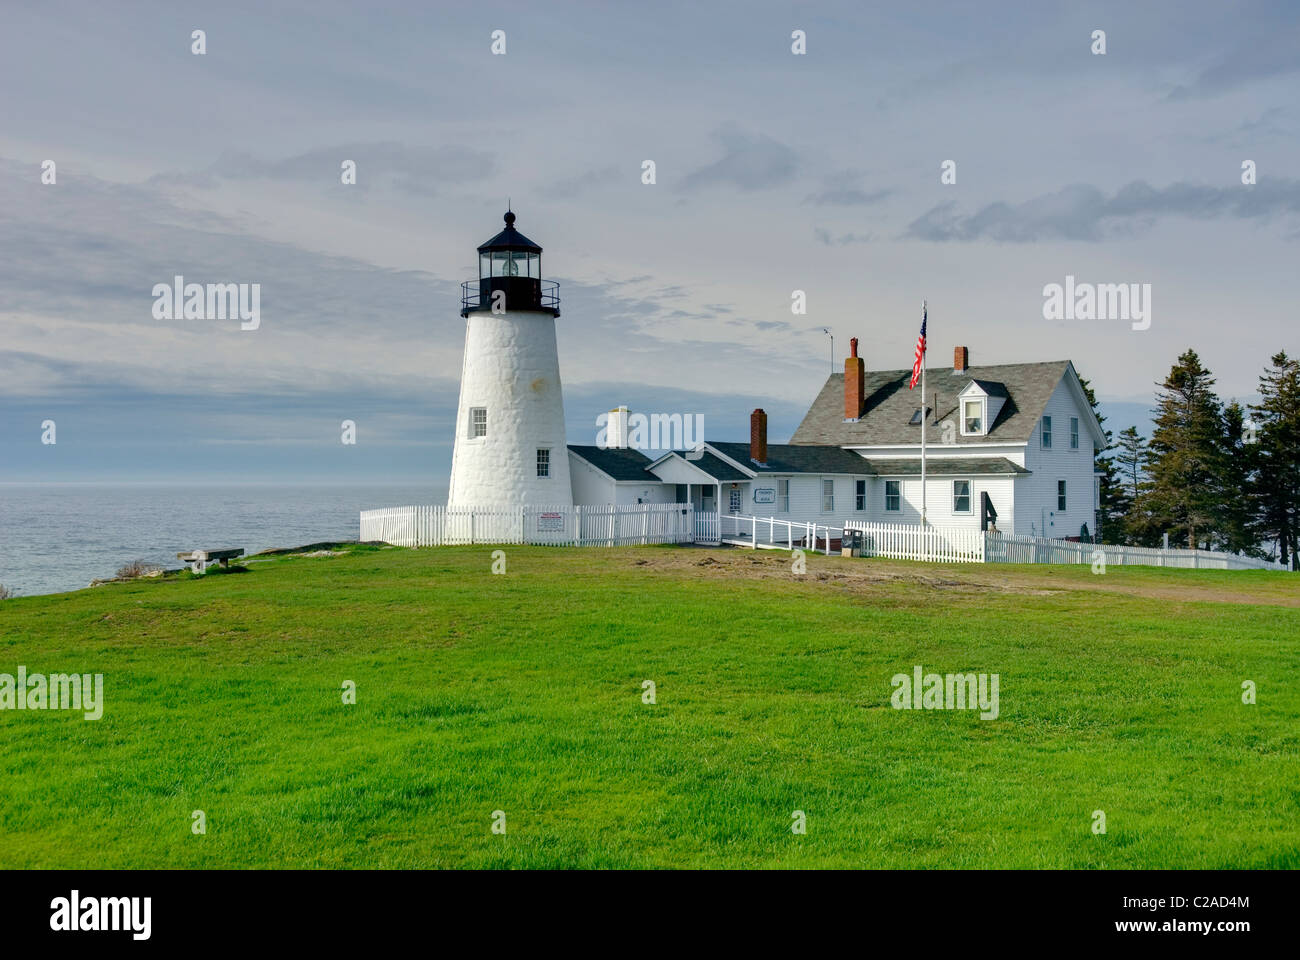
448;210;1105;540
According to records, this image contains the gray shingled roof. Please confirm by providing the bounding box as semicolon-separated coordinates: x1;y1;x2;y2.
708;441;876;475
572;442;1025;483
568;445;655;481
790;361;1072;447
680;451;751;481
968;378;1009;399
861;457;1029;476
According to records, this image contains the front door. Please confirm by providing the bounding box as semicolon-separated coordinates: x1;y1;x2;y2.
729;487;742;514
701;487;715;513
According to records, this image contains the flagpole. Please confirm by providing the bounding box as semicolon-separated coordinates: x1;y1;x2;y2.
920;300;927;527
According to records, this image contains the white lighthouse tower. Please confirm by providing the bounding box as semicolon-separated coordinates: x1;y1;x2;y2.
447;210;573;509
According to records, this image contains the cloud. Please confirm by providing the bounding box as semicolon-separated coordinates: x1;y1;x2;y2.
0;154;822;422
1167;32;1300;100
151;143;496;196
1201;107;1292;146
0;158;461;397
814;228;875;245
904;179;1300;243
804;187;891;206
681;130;800;192
544;165;621;199
803;171;892;207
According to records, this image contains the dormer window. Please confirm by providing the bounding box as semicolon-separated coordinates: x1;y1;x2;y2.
957;379;1006;439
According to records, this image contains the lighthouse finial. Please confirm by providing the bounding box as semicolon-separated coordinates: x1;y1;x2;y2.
504;202;515;227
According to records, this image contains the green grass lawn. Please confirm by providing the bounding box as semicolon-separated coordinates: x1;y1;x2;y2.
1;543;1297;869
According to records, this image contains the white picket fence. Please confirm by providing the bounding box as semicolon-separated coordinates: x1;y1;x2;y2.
360;503;696;547
695;511;720;545
984;532;1286;570
575;504;696;546
361;504;1287;570
838;522;1282;569
844;520;987;563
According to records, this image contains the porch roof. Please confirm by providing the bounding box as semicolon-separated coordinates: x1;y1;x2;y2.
680;451;751;482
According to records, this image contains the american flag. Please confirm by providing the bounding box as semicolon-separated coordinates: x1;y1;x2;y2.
909;306;927;389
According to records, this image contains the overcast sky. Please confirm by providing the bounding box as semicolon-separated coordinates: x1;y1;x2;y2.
2;0;1298;484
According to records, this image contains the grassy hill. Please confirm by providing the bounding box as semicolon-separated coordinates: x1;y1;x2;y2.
1;543;1297;869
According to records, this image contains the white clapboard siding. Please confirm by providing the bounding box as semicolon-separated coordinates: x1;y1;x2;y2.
843;520;986;563
360;503;695;548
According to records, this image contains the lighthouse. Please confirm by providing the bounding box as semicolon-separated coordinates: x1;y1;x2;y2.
447;210;573;508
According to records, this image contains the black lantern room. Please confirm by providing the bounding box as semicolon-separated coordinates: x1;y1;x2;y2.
461;210;561;318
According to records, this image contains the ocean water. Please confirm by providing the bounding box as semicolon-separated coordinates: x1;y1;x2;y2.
0;483;445;598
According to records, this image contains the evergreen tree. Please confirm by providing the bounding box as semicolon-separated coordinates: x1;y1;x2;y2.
1077;375;1123;542
1217;400;1261;556
1250;352;1300;568
1145;350;1225;549
1113;425;1151;545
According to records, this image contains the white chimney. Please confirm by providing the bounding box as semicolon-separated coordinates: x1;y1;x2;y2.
607;405;630;449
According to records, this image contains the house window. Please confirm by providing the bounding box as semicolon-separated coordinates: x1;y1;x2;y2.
729;488;741;514
1070;417;1079;449
885;480;900;512
963;399;983;434
1041;415;1052;449
908;408;923;425
953;480;972;514
778;478;789;512
822;479;834;512
1058;480;1067;512
855;479;866;511
536;448;550;478
470;407;487;438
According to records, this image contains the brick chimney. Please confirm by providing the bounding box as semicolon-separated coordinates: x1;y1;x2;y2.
750;408;768;465
954;346;969;374
844;337;865;420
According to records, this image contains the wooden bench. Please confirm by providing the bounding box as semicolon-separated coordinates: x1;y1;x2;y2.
176;548;244;573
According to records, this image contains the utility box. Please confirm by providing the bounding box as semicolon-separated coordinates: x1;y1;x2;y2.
841;529;864;558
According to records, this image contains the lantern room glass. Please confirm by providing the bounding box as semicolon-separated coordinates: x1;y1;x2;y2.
482;251;539;278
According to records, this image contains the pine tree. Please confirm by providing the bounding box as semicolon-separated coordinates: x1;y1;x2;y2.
1250;352;1300;568
1077;375;1122;542
1217;400;1260;556
1113;426;1150;545
1145;350;1225;549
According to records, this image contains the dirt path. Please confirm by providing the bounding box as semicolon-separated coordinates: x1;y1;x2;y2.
624;547;1300;608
